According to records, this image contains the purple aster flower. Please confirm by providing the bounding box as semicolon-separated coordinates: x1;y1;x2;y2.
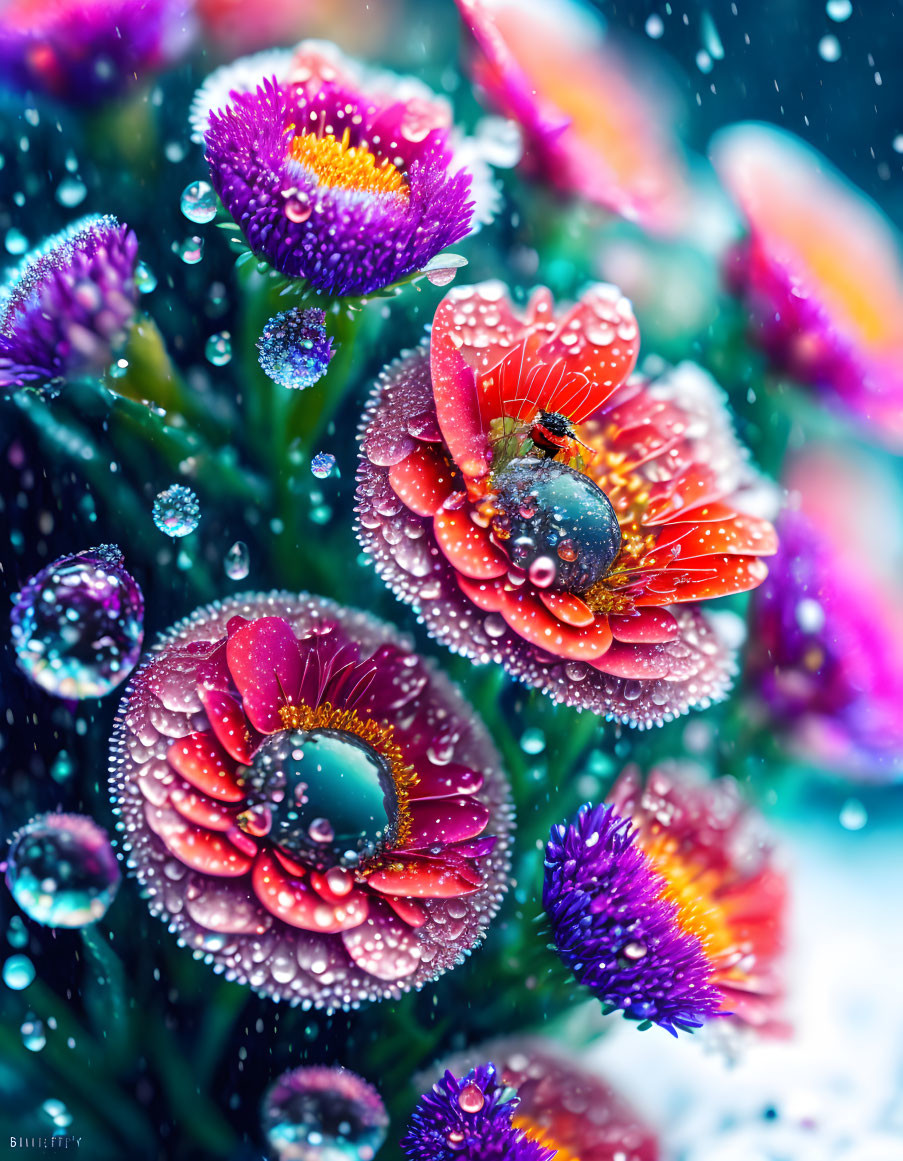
0;0;195;106
747;447;903;780
401;1065;555;1161
0;215;139;395
543;801;723;1036
108;592;512;1010
199;41;487;298
256;306;334;391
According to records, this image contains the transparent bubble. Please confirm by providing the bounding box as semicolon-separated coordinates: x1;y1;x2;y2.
262;1066;389;1161
310;452;336;480
224;541;250;581
153;485;201;538
520;728;546;755
818;34;841;61
839;798;867;831
645;14;665;37
135;261;157;293
6;813;121;928
11;545;144;700
50;751;74;784
55;178;87;208
180;180;218;224
5;227;27;255
21;1017;46;1051
3;954;35;991
175;236;204;264
7;915;29;948
826;0;852;20
205;332;232;366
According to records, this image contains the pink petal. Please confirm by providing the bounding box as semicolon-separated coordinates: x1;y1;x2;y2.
226;617;303;733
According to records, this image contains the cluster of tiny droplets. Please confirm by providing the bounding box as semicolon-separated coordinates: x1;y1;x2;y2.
310;451;336;479
256;307;334;391
108;593;514;1011
5;813;121;928
152;484;201;538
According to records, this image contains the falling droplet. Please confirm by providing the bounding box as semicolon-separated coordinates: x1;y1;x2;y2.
3;955;35;990
135;261;157;293
839;798;867;831
180;180;218;224
224;541;250;580
175;236;204;264
152;485;201;538
310;452;336;479
55;177;87;208
520;728;546;755
826;0;852;20
205;331;232;366
21;1017;46;1051
818;34;841;61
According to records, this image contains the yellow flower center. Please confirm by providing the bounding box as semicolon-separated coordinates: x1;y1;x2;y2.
288;127;409;201
512;1115;580;1161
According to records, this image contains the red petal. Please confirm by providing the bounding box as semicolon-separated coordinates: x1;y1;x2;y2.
407;762;484;800
389;445;456;517
653;514;778;559
431;340;493;481
167;732;245;803
252;853;369;932
456;574;505;611
637;556;769;603
385;896;427;927
168;780;241;831
226;616;302;733
434;509;509;579
405;798;490;847
590;641;671;679
644;466;724;525
198;688;259;764
367;859;483;898
609;607;680;643
163;819;254;877
431;282;529;379
539;589;596;628
497;589;613;660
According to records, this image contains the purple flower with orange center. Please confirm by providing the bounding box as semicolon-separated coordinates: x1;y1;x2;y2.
108;592;512;1009
434;1037;658;1161
0;215;139;395
356;281;777;728
747;446;903;781
710;123;903;447
0;0;194;105
545;765;787;1037
402;1064;555;1161
196;41;496;298
455;0;689;233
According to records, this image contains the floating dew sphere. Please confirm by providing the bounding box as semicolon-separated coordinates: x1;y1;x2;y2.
205;331;232;366
492;459;622;593
3;954;35;991
310;452;336;479
180;179;218;224
152;484;201;538
257;307;334;391
11;545;144;699
224;540;250;580
262;1066;389;1161
5;813;121;928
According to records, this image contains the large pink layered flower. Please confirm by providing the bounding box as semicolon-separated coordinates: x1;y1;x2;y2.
455;0;689;233
710;123;903;447
356;282;777;728
109;593;512;1008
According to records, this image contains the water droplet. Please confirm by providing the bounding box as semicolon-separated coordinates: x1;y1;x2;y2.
474;115;523;168
21;1017;46;1051
175;236;204;264
205;331;232;366
50;751;74;784
5;814;121;928
5;227;27;255
262;1066;388;1161
839;798;867;831
283;189;313;223
11;545;144;700
153;485;201;538
135;261;157;293
527;555;557;589
620;939;648;961
421;253;468;287
520;728;546;755
7;916;28;948
818;33;841;61
645;13;664;37
826;0;852;20
224;541;250;581
3;955;35;990
457;1082;485;1113
55;177;87;208
310;452;336;479
180;180;218;224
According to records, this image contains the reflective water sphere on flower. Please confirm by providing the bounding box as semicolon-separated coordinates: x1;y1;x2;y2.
108;593;512;1008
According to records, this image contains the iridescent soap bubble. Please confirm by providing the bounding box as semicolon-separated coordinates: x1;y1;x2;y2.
153;485;201;538
310;452;336;480
11;545;144;699
257;307;334;391
262;1066;389;1161
6;814;121;928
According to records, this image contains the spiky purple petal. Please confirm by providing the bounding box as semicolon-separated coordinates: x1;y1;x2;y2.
543;802;722;1035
